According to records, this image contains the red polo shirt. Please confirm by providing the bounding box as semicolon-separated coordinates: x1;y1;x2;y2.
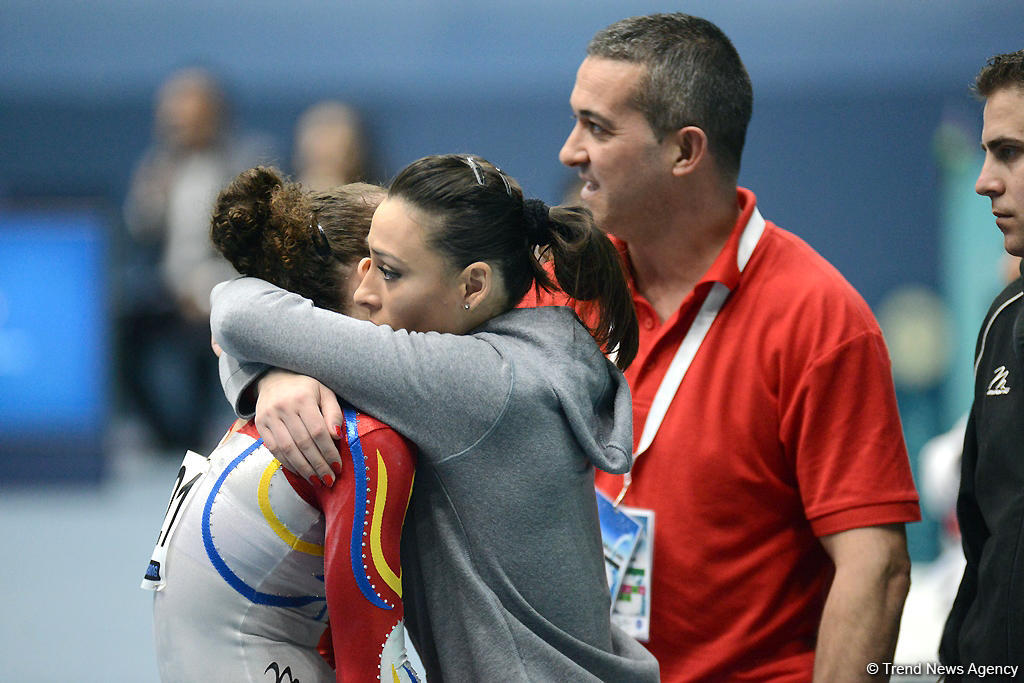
526;188;920;682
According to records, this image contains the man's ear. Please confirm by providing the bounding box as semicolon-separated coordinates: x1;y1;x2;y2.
669;126;709;177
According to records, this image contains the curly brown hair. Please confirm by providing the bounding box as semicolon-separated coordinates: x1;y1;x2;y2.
210;166;384;313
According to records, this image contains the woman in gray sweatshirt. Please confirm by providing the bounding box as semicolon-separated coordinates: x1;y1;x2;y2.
211;154;659;681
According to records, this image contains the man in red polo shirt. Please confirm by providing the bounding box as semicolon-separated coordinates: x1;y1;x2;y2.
554;13;920;682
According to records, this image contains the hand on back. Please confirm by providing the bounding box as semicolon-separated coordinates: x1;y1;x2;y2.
255;369;345;486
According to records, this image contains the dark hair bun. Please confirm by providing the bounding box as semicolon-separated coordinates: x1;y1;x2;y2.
210;166;286;278
211;164;320;291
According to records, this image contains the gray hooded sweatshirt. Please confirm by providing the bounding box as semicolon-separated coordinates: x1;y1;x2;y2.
211;277;659;682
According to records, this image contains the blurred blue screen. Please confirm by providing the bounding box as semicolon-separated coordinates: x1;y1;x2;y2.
0;208;108;477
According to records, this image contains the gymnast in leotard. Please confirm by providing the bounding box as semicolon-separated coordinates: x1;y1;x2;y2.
142;167;419;683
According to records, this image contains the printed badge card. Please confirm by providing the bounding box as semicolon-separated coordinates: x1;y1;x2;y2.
596;490;644;612
611;505;654;641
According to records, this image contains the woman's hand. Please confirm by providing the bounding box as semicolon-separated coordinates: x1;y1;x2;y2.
255;369;344;487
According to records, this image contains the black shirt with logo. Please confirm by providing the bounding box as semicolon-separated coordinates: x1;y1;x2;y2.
941;275;1024;676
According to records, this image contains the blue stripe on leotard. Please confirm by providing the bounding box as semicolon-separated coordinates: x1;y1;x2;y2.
201;437;323;608
344;404;391;610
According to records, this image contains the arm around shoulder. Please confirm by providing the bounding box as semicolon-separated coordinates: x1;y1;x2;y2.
210;277;307;366
211;276;512;460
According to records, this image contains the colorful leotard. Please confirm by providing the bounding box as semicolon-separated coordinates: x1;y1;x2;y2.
144;405;419;682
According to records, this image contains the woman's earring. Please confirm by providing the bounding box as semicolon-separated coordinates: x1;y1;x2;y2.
464;304;470;310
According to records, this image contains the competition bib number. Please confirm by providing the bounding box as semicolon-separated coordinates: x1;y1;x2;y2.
140;450;211;591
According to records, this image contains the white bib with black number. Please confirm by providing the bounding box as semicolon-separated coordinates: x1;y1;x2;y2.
141;450;211;591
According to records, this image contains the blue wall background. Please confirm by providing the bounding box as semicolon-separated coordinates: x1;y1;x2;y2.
2;0;1023;558
2;1;1021;302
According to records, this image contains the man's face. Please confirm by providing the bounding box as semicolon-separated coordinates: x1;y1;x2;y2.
977;86;1024;257
558;57;677;239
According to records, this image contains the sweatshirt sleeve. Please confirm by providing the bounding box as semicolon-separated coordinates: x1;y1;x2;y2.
210;277;511;461
218;351;267;418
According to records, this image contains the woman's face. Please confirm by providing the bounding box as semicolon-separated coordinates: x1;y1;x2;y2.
353;197;469;333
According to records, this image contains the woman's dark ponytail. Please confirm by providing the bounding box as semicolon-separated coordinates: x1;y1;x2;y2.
527;204;638;370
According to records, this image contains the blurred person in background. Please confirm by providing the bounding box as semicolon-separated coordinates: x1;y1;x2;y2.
119;67;274;454
940;49;1024;681
145;167;420;683
292;100;370;192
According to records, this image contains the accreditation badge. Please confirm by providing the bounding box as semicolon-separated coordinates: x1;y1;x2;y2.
140;449;211;590
596;490;644;610
610;505;654;642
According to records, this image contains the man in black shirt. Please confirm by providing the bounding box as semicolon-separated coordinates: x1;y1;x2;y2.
940;49;1024;682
